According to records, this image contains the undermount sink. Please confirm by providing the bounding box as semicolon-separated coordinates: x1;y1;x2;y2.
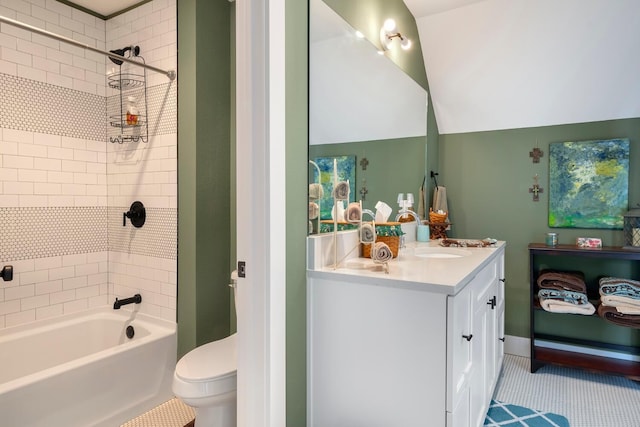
412;247;472;258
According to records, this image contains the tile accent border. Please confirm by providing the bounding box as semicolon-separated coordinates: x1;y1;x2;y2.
0;207;107;261
0;206;177;262
108;207;177;260
0;74;106;141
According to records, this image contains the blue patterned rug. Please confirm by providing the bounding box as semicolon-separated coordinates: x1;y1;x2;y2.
484;400;570;426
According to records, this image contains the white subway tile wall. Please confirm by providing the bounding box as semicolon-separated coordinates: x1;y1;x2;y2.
0;0;177;328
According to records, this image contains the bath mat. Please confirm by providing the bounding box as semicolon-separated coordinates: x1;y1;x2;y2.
119;398;195;427
484;400;570;426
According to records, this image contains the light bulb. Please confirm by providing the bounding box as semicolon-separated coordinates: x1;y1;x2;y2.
400;38;412;50
383;19;397;33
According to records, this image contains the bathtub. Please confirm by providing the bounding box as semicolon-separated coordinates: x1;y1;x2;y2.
0;306;176;427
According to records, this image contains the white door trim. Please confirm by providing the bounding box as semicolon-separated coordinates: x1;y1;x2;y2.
235;0;286;426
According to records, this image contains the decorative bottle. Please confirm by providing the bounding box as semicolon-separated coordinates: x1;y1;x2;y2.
126;96;139;125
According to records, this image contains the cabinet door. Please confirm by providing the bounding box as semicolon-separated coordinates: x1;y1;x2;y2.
494;255;505;376
469;276;493;427
470;258;501;427
446;284;472;417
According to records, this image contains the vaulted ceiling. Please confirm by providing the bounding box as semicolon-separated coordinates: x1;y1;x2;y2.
404;0;640;134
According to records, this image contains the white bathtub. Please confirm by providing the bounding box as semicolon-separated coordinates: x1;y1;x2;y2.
0;307;176;427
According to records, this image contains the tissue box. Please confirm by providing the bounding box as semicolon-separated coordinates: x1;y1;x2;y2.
576;237;602;249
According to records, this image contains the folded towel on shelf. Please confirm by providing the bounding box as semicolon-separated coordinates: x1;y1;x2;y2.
538;289;595;315
597;304;640;329
332;181;350;200
599;277;640;300
370;241;393;263
309;183;324;200
600;296;640;315
537;270;587;294
344;202;361;223
360;222;376;243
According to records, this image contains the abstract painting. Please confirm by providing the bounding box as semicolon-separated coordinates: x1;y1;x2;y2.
549;138;629;229
313;155;356;220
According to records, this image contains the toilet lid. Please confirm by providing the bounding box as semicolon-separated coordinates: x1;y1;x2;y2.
175;333;237;382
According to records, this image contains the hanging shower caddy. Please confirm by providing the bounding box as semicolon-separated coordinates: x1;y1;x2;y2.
108;45;149;144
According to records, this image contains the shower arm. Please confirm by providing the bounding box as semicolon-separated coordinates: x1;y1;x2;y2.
0;14;176;81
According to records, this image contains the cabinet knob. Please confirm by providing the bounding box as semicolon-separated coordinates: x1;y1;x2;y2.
499;278;506;283
462;334;473;342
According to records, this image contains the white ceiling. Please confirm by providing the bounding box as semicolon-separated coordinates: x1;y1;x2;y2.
404;0;640;134
61;0;143;17
403;0;484;18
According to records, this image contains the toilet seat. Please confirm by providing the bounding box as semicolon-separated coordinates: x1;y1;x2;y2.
173;334;237;399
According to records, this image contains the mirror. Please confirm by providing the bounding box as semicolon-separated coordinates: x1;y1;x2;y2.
308;0;429;234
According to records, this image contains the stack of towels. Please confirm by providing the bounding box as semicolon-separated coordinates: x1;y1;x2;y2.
537;270;595;315
597;277;640;328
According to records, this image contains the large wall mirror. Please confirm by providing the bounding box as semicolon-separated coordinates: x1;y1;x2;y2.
308;0;429;234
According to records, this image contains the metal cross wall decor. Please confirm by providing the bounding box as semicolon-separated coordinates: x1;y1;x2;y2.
529;147;543;163
360;178;368;201
529;174;543;201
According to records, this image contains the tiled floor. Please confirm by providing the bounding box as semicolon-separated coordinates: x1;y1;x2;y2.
119;398;194;427
493;354;640;427
123;354;640;427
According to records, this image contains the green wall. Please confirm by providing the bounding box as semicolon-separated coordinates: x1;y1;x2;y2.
439;118;640;338
286;0;309;423
177;0;233;358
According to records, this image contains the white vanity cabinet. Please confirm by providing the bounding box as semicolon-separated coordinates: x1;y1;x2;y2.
447;253;505;427
307;240;505;427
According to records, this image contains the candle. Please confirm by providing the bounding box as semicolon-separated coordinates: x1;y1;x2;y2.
633;228;640;247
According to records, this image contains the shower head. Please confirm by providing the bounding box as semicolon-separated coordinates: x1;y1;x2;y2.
108;45;141;66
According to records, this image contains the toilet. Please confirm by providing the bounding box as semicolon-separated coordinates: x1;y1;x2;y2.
173;272;238;426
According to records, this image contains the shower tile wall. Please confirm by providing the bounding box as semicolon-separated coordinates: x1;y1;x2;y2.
0;0;177;328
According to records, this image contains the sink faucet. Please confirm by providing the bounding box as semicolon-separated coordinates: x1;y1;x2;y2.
394;209;422;248
394;209;421;225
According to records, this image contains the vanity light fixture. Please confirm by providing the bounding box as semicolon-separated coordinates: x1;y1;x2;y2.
380;18;412;51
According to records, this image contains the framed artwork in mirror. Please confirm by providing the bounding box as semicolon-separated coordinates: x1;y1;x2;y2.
549;138;629;229
313;155;356;220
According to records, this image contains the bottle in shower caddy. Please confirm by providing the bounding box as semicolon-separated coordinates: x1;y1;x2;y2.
126;96;139;126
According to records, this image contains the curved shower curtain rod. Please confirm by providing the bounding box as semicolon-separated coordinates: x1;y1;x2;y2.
0;14;176;81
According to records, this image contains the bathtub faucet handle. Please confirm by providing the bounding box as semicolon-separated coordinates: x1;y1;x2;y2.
123;201;146;228
1;265;12;282
113;293;142;309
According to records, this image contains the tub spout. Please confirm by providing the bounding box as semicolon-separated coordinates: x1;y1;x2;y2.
113;294;142;309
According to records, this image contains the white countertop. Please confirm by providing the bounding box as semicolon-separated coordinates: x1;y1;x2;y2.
307;234;505;295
